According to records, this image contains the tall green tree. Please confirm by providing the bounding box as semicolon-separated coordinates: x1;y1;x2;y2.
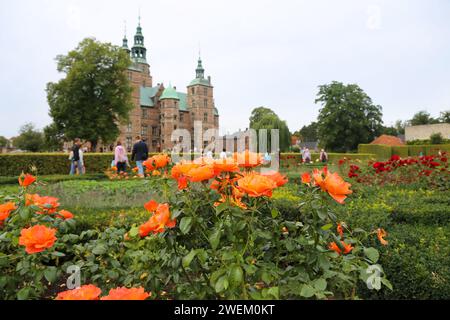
43;123;65;151
46;38;133;150
315;81;383;152
249;107;291;152
409;110;438;126
294;122;318;142
13;123;45;152
0;136;9;148
439;110;450;123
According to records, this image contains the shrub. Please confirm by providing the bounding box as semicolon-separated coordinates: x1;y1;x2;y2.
358;144;392;160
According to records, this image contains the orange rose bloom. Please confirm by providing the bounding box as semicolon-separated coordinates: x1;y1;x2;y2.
18;173;36;187
56;284;102;300
33;196;60;214
152;154;171;169
19;225;57;254
139;203;176;237
186;165;216;182
213;158;239;175
328;241;353;255
171;162;199;179
142;158;155;171
177;176;188;190
233;151;263;168
301;172;311;184
100;287;151;300
237;172;277;197
152;170;161;176
313;168;352;204
58;210;74;220
377;228;388;246
144;200;159;212
261;171;288;187
0;202;17;223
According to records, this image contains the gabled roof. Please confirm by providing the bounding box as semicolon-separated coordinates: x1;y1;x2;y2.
370;135;405;146
140;86;160;107
160;85;180;100
177;92;188;111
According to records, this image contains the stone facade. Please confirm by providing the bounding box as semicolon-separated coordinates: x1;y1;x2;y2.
116;22;219;152
405;123;450;141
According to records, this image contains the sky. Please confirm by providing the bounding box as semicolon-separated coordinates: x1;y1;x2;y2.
0;0;449;138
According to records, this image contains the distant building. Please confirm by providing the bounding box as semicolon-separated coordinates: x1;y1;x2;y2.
370;134;404;146
405;123;450;141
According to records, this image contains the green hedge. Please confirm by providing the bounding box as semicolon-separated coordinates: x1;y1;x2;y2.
358;144;450;160
0;152;376;177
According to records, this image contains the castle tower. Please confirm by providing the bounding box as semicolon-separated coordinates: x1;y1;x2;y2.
187;57;219;149
130;17;152;86
159;84;180;150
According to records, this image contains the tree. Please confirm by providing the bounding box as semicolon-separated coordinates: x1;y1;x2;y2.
294;122;318;142
430;132;444;144
46;38;133;150
409;110;438;126
0;136;9;148
249;107;291;152
43;123;65;151
439;110;450;123
394;120;406;135
315;81;383;152
381;126;399;136
13;123;45;152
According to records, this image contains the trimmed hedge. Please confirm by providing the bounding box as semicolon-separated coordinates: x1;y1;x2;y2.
358;144;450;160
0;152;376;176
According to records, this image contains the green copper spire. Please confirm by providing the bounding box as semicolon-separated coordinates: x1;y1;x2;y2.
160;84;180;100
122;22;130;53
131;15;147;64
196;57;205;79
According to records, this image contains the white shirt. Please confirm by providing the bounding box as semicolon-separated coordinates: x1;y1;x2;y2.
219;151;227;159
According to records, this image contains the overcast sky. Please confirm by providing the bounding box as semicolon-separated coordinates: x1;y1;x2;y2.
1;0;449;138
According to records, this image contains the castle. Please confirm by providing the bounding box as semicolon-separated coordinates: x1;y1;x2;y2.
117;19;219;152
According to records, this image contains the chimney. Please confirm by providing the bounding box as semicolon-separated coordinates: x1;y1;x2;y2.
174;86;177;90
208;76;211;84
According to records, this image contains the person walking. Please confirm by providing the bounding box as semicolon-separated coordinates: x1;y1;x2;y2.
69;138;83;175
219;149;227;159
319;148;328;163
78;145;86;174
114;141;129;173
131;135;148;177
303;148;311;164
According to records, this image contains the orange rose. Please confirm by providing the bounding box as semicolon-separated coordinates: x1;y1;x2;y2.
58;210;74;220
18;173;36;187
177;176;188;190
313;168;352;204
261;171;288;187
237;172;277;197
142;158;155;171
152;154;171;168
19;225;57;254
144;200;158;212
100;287;151;300
377;228;388;246
213;158;239;175
152;170;161;176
233;151;263;168
301;172;311;184
171;162;199;179
186;165;216;182
56;284;102;300
34;196;60;214
139;203;176;237
328;241;353;255
337;223;344;238
0;202;17;223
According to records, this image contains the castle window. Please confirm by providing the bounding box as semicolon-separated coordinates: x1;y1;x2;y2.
126;137;132;151
192;101;196;108
126;123;132;133
174;101;177;107
180;113;184;122
152;126;158;136
204;88;207;96
191;88;195;94
141;125;148;136
128;72;132;80
204;99;207;108
142;108;148;119
204;113;208;122
174;125;177;130
174;115;177;121
192;113;195;120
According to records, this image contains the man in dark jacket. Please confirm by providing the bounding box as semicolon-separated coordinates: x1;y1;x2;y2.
131;135;148;176
69;138;83;175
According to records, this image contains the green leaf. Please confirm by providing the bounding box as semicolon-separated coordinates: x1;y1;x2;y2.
314;278;327;291
208;228;221;250
321;223;333;231
215;202;228;215
364;247;380;263
17;287;30;300
300;284;316;298
267;286;279;299
271;208;279;218
92;245;107;255
182;249;197;268
170;209;182;220
19;207;31;220
215;275;229;293
129;227;139;238
51;251;66;257
228;265;244;287
44;267;58;283
381;277;393;291
179;217;193;235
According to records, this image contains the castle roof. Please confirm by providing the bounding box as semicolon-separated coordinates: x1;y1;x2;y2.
160;85;180;100
370;134;405;146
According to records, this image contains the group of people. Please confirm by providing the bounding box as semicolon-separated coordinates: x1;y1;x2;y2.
299;147;328;163
113;136;149;175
